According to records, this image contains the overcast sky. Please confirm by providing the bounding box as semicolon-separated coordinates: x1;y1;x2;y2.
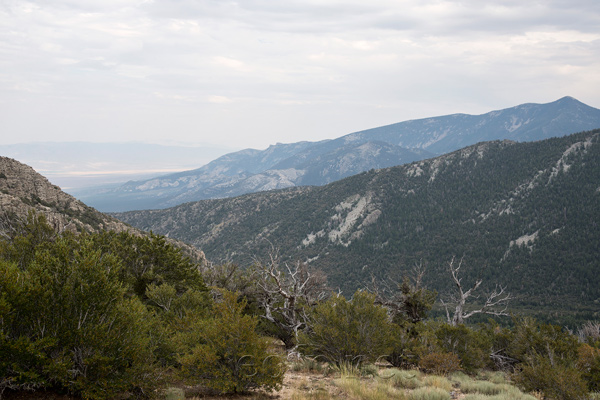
1;0;599;150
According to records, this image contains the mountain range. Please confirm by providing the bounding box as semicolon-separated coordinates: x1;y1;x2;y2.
76;96;600;212
113;129;600;324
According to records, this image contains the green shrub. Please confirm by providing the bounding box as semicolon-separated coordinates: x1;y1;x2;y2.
507;317;581;363
434;323;491;373
0;214;218;399
0;236;159;399
578;343;600;391
90;230;209;298
299;291;395;365
387;321;440;368
512;353;588;400
503;317;590;400
176;290;285;394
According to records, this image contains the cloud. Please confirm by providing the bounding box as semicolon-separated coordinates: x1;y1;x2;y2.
207;95;232;104
0;0;599;149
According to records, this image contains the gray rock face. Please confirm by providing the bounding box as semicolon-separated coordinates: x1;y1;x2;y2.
0;156;127;233
0;156;207;264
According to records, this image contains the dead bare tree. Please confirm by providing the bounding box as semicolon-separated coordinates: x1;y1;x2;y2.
441;256;512;326
255;251;329;351
577;320;600;343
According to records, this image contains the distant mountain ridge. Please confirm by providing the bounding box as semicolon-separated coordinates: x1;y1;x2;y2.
78;96;600;212
113;129;600;323
0;142;235;190
342;96;600;153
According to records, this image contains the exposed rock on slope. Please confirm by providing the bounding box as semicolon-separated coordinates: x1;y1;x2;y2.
0;156;206;263
0;156;128;234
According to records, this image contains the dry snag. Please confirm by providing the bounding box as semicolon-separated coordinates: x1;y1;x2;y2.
441;256;512;325
255;250;329;351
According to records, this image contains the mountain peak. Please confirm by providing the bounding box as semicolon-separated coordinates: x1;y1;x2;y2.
556;95;578;102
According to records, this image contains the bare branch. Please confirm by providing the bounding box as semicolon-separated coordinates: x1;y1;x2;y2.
443;256;512;325
254;249;330;350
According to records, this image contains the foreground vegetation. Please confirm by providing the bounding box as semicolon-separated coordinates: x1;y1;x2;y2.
284;363;539;400
0;213;284;399
1;213;600;399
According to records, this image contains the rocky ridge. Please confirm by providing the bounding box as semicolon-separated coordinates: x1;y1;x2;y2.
0;156;206;263
75;96;600;212
0;156;128;234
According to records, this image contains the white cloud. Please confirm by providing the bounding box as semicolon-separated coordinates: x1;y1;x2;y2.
207;95;232;104
0;0;599;149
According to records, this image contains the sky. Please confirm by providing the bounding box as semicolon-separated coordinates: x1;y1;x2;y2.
1;0;600;151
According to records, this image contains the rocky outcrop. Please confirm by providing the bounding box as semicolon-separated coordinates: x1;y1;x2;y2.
0;156;206;264
0;156;129;234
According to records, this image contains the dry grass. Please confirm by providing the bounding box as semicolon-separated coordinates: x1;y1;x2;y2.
158;363;545;400
408;387;451;400
450;371;538;400
334;376;406;400
380;368;423;389
421;376;453;392
2;363;545;400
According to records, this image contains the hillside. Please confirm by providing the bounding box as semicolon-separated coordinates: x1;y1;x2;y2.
342;95;600;154
114;129;600;322
73;140;430;211
77;96;600;212
0;156;206;262
0;156;130;234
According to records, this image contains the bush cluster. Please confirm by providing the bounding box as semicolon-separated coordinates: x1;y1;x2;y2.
298;291;396;365
0;213;285;399
418;352;461;376
290;277;600;399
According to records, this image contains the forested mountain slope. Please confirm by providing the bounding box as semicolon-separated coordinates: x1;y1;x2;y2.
114;130;600;321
